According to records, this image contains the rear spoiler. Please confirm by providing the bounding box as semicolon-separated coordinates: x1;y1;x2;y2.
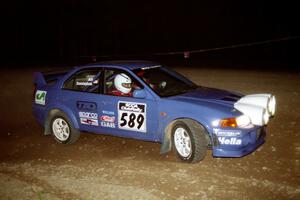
33;72;47;86
33;70;69;86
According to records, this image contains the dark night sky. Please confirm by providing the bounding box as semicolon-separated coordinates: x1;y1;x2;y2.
2;1;299;67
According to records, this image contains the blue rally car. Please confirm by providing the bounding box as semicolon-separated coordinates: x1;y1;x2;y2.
33;61;276;163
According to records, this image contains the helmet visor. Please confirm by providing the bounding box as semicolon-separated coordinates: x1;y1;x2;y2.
122;83;132;89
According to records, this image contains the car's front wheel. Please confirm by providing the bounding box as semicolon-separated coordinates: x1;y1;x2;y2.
50;111;80;144
172;119;208;163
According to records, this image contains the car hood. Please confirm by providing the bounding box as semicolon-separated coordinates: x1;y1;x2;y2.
168;87;243;107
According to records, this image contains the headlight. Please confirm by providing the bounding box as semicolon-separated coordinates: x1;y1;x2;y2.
236;115;251;127
218;115;251;128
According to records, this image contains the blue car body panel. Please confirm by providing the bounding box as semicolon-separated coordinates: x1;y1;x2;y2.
32;61;267;158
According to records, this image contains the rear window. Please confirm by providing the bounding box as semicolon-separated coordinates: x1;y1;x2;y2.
63;69;102;93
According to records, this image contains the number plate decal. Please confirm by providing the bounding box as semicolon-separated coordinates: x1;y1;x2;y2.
118;101;146;133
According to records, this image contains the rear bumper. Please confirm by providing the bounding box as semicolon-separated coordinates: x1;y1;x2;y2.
212;126;266;158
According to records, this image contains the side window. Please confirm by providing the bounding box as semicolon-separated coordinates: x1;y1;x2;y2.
63;69;102;93
104;69;142;97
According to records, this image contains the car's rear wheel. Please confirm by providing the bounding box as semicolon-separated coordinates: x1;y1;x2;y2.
172;119;208;163
50;111;80;144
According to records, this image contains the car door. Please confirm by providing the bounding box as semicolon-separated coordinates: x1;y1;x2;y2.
98;67;159;141
60;68;105;133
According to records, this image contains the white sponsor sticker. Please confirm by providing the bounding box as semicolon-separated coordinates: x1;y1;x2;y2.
100;115;115;123
118;101;146;132
102;110;115;115
79;112;98;119
80;118;98;126
141;65;161;70
100;115;115;128
213;128;241;137
218;137;242;145
101;121;115;128
76;81;92;86
79;112;99;126
35;90;47;105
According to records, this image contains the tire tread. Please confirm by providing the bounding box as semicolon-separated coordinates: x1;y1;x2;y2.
174;119;208;163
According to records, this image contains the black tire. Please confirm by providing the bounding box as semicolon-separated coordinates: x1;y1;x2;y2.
50;111;80;144
171;119;208;163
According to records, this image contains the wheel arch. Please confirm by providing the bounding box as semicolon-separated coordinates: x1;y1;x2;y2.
160;117;211;154
43;105;79;135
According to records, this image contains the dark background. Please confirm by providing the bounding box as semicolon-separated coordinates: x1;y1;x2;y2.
2;1;299;69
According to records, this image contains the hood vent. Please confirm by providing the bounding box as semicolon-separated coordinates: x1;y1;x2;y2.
221;94;241;102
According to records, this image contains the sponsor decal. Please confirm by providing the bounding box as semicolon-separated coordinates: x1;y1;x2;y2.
101;121;115;128
213;128;241;137
76;81;92;86
80;118;98;126
100;115;115;123
102;110;115;115
100;115;116;128
120;102;145;113
141;65;161;70
118;101;146;132
79;112;98;119
35;90;47;105
100;114;115;128
77;101;97;111
86;75;95;79
79;112;98;126
218;137;242;145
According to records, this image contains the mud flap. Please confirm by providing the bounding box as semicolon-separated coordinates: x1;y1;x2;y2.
43;114;52;135
160;121;175;154
160;135;171;154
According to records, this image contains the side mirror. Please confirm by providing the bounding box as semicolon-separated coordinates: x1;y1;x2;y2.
133;89;147;99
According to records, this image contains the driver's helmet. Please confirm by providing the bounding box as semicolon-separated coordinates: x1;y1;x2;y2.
114;73;132;94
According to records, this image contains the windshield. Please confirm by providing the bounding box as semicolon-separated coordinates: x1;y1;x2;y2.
133;66;198;97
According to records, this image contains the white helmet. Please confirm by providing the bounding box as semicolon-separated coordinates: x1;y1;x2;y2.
114;73;132;94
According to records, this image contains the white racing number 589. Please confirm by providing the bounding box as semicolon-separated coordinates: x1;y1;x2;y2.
118;101;146;132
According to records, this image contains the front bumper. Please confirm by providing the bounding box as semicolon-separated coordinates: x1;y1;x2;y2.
212;126;266;157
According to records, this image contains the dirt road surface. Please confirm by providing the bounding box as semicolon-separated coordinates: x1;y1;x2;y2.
0;66;299;200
